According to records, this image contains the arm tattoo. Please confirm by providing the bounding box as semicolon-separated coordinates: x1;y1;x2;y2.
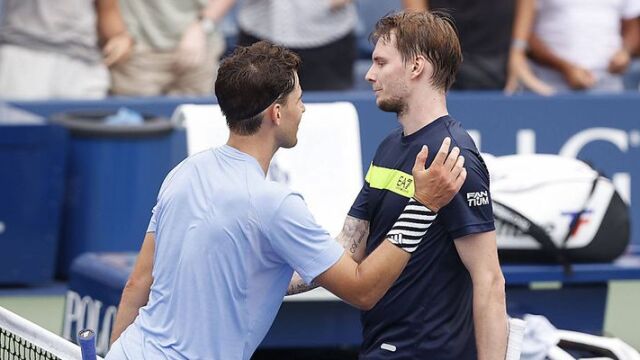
338;216;370;263
287;278;318;296
285;216;370;296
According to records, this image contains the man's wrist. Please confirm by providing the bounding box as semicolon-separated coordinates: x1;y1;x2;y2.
412;195;439;213
387;198;437;253
114;32;134;44
621;43;634;54
198;14;216;34
558;60;575;75
511;38;528;52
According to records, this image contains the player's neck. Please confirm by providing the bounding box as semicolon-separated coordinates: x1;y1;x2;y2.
398;91;448;136
226;134;277;176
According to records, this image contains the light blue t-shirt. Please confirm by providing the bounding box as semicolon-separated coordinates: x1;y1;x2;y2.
107;145;344;360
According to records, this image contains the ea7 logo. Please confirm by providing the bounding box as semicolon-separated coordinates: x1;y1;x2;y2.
467;191;489;207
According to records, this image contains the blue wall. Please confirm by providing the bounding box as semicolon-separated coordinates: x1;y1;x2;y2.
11;91;640;246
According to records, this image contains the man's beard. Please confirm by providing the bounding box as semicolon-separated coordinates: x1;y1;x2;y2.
278;134;298;149
377;96;406;114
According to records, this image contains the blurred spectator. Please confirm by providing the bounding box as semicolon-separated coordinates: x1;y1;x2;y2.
403;0;553;94
403;0;515;90
236;0;358;91
528;0;640;93
0;0;132;100
628;27;640;90
504;0;554;95
111;0;234;96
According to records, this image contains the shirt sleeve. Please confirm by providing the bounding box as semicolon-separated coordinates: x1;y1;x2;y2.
622;0;640;19
439;148;495;239
266;193;345;284
348;161;374;220
147;204;158;233
348;182;371;220
146;168;173;233
146;161;185;233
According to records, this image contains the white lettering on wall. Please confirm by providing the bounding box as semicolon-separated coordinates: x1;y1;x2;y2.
63;290;117;356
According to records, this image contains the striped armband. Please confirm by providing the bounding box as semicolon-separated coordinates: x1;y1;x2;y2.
387;198;437;253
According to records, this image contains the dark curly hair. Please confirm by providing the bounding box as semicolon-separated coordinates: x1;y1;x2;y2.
215;41;301;135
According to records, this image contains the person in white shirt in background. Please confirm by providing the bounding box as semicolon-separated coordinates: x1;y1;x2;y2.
236;0;358;90
528;0;640;93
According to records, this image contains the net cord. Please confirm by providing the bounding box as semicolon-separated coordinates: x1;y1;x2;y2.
0;305;99;360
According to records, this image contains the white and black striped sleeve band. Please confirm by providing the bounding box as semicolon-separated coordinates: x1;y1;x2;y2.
386;198;437;253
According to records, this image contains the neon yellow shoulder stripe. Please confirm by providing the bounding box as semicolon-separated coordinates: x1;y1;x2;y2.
365;163;414;198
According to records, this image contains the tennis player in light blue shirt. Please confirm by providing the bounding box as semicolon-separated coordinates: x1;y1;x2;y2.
106;41;465;360
109;144;344;359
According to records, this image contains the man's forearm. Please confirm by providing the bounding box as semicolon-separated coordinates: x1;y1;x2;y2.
201;0;236;21
287;272;318;295
286;216;369;296
110;282;150;345
318;200;437;309
528;34;571;73
316;240;411;310
622;18;640;55
289;241;405;300
512;0;535;42
403;0;428;10
473;277;508;360
110;232;154;344
338;216;369;263
95;0;129;43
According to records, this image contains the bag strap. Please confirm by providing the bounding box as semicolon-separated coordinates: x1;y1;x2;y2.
560;175;600;251
493;200;573;275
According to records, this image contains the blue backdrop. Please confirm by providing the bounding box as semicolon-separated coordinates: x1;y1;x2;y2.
11;91;640;247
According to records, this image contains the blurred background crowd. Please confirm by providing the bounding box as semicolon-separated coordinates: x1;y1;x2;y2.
1;0;640;100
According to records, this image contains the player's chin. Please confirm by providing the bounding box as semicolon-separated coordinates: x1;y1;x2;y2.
377;99;400;113
282;138;298;149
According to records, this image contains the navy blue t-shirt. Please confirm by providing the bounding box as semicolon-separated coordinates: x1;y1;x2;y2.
349;115;494;360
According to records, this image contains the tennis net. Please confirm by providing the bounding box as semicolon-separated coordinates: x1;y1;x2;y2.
0;305;88;360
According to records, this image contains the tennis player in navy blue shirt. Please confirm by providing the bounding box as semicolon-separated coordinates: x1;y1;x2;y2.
347;11;508;359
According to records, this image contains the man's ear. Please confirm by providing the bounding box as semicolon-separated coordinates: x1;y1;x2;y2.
410;55;427;79
267;102;282;126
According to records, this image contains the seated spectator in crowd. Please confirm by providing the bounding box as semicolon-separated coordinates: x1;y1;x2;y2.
236;0;357;91
111;0;234;96
528;0;640;93
504;0;554;95
403;0;515;91
0;0;132;100
403;0;553;95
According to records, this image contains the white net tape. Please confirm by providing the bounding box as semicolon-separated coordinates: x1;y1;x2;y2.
0;305;97;360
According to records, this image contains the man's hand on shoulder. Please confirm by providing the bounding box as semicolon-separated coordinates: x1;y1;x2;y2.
412;137;466;212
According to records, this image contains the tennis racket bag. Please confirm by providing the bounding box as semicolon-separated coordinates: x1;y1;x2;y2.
484;154;630;265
